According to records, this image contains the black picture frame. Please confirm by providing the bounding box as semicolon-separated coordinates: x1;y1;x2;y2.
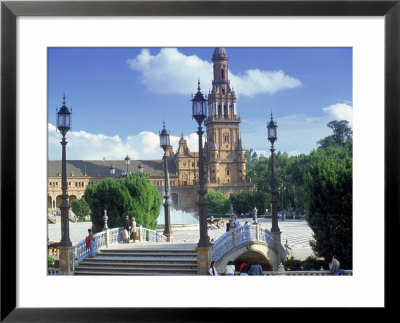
1;0;398;321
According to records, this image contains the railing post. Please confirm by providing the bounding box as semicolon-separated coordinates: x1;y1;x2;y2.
256;225;259;241
105;229;110;248
277;263;286;276
232;229;236;247
139;225;143;242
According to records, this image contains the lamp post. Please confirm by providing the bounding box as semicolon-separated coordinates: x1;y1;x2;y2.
56;95;73;274
138;163;144;173
159;121;173;242
192;80;212;274
192;80;211;248
109;165;115;178
267;112;282;270
124;155;131;177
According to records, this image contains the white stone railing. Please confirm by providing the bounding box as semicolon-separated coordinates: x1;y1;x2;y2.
263;270;353;276
141;227;167;243
47;268;59;275
73;225;167;268
47;213;56;224
224;270;353;276
212;225;277;263
74;230;107;267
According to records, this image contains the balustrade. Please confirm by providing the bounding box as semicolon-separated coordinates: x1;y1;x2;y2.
212;225;277;263
72;226;167;269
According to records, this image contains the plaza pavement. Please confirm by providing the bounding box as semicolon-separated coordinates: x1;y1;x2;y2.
48;218;315;260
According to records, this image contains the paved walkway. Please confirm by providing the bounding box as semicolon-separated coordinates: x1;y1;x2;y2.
48;218;314;259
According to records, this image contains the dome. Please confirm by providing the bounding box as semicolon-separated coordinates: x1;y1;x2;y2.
212;47;228;60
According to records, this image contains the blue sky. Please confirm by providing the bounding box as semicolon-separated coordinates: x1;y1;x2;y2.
48;47;352;160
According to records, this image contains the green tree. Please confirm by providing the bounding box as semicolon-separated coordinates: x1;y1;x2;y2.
84;174;162;233
206;189;230;216
229;192;253;215
125;173;162;229
317;120;352;149
70;197;91;221
305;144;352;268
84;178;134;233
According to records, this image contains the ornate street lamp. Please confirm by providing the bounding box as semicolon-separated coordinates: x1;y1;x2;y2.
192;80;211;248
109;165;115;178
124;155;131;177
56;95;72;248
159;121;173;241
137;163;144;173
267;112;279;233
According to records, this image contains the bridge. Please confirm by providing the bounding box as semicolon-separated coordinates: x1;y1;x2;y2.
48;223;289;275
212;225;286;273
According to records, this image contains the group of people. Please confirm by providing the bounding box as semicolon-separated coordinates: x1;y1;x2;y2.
124;216;137;243
209;260;264;276
84;216;138;258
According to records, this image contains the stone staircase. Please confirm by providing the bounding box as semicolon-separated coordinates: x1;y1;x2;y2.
74;247;198;276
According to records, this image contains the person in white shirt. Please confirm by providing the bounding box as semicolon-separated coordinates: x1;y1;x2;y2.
209;261;218;276
230;215;240;230
225;261;235;276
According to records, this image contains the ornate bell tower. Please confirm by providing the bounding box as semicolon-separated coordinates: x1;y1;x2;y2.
205;48;246;184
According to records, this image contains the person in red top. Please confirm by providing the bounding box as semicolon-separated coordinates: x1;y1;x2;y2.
87;228;95;257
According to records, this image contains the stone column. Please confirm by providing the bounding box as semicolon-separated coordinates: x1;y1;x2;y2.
272;231;282;271
105;229;110;248
58;246;74;275
196;246;212;275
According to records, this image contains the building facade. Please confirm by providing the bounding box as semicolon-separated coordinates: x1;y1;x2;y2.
48;48;253;213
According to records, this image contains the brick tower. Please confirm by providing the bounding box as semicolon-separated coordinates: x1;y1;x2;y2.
205;48;246;184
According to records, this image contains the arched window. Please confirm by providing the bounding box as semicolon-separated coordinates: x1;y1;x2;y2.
221;69;225;79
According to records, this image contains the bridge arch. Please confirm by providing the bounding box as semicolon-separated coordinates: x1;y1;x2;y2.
215;241;275;273
212;225;286;273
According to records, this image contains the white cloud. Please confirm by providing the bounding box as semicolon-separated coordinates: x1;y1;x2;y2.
48;123;201;160
127;48;212;95
230;69;302;96
323;103;353;126
127;48;302;96
241;113;332;155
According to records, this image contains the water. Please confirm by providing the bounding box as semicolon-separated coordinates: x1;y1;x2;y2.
157;208;199;224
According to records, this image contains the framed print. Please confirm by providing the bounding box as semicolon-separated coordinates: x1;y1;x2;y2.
1;0;399;321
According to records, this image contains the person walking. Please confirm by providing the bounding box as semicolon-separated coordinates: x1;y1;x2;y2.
209;261;218;276
225;261;235;276
249;263;263;275
130;217;137;243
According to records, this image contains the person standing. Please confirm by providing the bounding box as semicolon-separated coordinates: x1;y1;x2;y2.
209;261;218;276
239;261;250;276
230;215;240;231
87;228;95;257
329;255;340;275
130;217;137;243
225;261;235;276
249;263;263;275
124;216;130;243
226;219;230;232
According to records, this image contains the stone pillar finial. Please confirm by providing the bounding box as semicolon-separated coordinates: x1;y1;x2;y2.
103;209;108;230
